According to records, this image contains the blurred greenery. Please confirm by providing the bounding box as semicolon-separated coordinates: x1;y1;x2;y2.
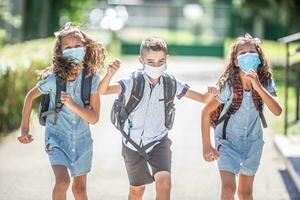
0;38;54;134
118;28;222;45
230;0;300;39
270;66;300;135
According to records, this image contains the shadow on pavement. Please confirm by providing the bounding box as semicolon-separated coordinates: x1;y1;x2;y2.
279;169;300;200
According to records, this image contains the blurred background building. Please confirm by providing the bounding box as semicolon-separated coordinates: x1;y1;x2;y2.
1;0;300;44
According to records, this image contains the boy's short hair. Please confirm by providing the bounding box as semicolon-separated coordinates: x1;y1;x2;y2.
140;36;168;56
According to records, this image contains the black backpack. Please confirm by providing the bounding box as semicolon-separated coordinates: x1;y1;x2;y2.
38;64;93;126
111;71;177;160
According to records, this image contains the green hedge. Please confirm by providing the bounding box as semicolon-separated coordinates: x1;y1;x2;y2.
0;38;54;135
121;42;224;57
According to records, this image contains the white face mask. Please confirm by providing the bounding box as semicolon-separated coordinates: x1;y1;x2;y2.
143;63;167;79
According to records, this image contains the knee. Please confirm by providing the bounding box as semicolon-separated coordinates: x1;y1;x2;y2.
221;185;236;199
129;185;145;198
72;183;86;197
155;175;172;192
238;187;252;200
55;178;70;192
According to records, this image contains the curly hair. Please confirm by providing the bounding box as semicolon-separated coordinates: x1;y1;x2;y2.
217;34;272;90
41;23;106;80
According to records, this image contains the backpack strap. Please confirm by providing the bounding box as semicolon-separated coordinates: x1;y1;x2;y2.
162;74;177;129
119;128;151;160
81;64;92;109
215;72;244;139
162;74;177;108
39;76;66;126
124;71;145;119
118;71;156;160
119;71;145;143
253;89;268;128
258;102;267;128
45;78;66;124
55;78;66;113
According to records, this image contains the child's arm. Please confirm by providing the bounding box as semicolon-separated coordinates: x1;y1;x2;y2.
60;91;100;124
246;71;282;116
18;87;43;144
184;87;219;103
201;98;220;162
98;60;122;95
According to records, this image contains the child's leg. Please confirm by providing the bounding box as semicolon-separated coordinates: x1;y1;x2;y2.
122;142;154;200
52;165;70;200
220;170;236;200
149;138;172;200
154;171;171;200
237;174;255;200
72;175;87;200
129;185;145;200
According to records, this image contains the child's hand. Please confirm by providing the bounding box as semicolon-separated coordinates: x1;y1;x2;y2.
18;129;33;144
207;86;219;96
60;91;74;107
107;59;121;77
203;144;219;162
244;70;261;90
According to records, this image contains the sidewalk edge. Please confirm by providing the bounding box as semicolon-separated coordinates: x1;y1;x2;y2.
273;136;300;193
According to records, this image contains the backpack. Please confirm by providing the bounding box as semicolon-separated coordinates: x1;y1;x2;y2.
110;71;177;160
38;64;93;126
209;69;267;140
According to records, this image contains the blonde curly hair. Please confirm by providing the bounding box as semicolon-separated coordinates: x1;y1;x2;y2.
42;23;106;80
217;34;272;90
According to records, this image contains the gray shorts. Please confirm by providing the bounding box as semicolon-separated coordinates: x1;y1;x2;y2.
122;137;172;186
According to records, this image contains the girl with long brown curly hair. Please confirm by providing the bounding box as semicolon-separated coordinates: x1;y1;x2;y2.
18;22;106;200
201;34;282;200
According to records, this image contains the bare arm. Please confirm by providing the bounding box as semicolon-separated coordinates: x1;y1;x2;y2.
255;86;282;116
184;87;219;103
61;92;100;124
18;87;43;144
201;98;220;162
98;60;122;95
98;74;121;95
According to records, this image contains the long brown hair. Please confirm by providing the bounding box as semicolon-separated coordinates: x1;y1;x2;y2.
217;34;272;90
41;23;106;80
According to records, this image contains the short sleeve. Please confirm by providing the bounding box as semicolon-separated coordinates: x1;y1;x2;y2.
119;77;134;98
36;74;56;94
176;80;190;99
215;81;232;103
91;73;101;94
264;78;277;96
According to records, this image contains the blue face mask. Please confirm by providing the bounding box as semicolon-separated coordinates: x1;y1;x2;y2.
62;47;85;64
237;52;261;73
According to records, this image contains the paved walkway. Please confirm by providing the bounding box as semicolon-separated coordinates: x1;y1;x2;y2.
0;56;299;199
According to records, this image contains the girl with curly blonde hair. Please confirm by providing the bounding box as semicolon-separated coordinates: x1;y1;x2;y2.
18;22;106;200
